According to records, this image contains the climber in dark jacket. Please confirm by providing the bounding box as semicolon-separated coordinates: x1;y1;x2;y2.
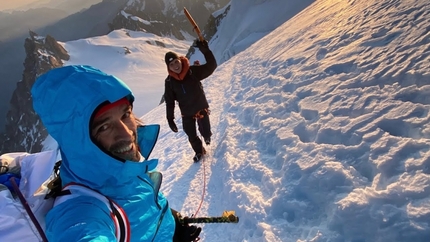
163;39;217;162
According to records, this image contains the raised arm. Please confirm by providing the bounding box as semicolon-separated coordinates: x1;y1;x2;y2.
193;40;217;80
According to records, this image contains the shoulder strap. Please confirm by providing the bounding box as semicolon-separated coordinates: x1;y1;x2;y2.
55;184;130;242
10;177;49;242
109;199;130;242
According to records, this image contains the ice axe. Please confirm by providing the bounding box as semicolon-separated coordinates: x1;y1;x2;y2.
179;211;239;224
184;7;205;42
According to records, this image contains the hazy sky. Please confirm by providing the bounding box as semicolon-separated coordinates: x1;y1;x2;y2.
0;0;45;11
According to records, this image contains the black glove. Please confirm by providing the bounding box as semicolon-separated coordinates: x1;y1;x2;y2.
195;39;209;52
171;209;201;242
168;119;178;133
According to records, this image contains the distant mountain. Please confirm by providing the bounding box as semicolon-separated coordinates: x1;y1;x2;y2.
8;0;103;14
38;0;103;14
0;8;68;42
0;31;69;153
0;7;70;135
38;0;128;41
110;0;229;40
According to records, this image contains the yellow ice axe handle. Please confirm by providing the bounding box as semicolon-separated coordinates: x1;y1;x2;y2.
184;7;205;42
179;211;239;224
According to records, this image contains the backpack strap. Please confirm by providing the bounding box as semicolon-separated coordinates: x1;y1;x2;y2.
109;199;130;242
55;183;130;242
10;176;49;242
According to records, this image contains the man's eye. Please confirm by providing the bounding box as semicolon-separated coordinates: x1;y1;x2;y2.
97;124;109;133
123;111;132;119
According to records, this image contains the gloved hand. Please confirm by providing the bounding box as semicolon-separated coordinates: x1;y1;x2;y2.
168;119;178;133
195;39;209;52
171;209;201;242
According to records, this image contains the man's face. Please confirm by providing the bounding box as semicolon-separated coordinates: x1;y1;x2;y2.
90;103;140;161
169;58;182;74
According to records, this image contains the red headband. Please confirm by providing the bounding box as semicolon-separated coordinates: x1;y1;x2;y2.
94;98;130;118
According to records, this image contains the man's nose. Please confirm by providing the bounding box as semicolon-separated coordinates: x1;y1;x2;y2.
114;121;133;139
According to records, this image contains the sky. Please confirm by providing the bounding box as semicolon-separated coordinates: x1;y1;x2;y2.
25;0;430;241
0;0;46;11
0;0;102;11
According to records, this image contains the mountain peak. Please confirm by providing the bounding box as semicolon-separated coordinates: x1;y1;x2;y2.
0;31;69;153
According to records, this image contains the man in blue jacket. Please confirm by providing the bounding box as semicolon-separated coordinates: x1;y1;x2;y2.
32;65;200;241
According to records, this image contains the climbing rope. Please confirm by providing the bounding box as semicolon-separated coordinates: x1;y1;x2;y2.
192;141;208;218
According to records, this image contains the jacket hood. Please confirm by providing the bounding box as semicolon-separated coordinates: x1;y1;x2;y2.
32;65;158;195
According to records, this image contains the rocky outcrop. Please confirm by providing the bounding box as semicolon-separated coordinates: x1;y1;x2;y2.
186;3;231;57
203;4;231;43
0;31;69;153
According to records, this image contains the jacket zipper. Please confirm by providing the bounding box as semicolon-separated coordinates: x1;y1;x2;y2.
138;176;161;210
151;202;169;242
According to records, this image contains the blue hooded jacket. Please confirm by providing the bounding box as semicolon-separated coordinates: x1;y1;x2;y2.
31;65;175;241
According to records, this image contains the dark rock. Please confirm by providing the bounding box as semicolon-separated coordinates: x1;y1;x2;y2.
0;31;69;153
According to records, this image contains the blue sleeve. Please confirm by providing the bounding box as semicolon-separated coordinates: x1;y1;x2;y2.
45;196;117;242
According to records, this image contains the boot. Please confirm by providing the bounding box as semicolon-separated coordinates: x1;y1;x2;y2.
193;147;206;162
